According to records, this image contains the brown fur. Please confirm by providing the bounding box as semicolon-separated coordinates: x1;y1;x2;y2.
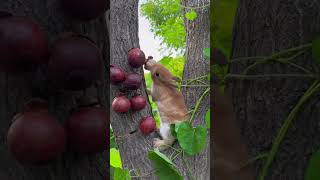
145;59;189;124
144;59;189;151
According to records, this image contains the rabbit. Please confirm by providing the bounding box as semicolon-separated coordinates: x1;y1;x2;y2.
144;57;189;151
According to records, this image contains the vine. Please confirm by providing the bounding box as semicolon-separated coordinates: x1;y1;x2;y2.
213;38;320;180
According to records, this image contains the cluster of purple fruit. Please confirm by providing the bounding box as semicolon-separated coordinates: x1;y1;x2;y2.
110;48;156;135
2;0;109;165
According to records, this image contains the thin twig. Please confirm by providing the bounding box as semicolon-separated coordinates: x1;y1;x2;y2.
189;87;210;122
182;152;195;180
131;170;155;178
230;56;267;63
276;60;312;74
183;75;208;83
179;3;210;9
238;152;269;171
171;151;183;161
243;43;311;74
181;84;210;87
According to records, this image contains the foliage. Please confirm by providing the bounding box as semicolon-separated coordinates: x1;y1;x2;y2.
305;150;320;180
212;1;320;179
148;150;183;180
205;110;210;129
110;148;122;168
312;37;320;64
141;0;186;53
211;0;238;56
185;10;197;21
110;1;211;179
218;41;319;180
175;121;207;155
113;168;131;180
110;127;118;149
211;0;237;92
203;48;210;58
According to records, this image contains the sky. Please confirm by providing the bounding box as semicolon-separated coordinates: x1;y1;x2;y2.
138;0;163;63
138;0;179;62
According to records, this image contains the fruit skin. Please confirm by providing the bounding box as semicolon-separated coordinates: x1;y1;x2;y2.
0;15;49;73
130;95;147;111
139;116;156;135
128;48;146;68
48;35;102;91
7;111;66;165
62;0;109;21
24;98;49;113
123;73;142;90
110;64;126;84
112;95;131;113
212;48;228;65
65;107;108;153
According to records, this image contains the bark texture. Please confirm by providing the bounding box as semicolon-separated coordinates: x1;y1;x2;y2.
180;0;210;179
227;0;320;179
110;0;210;179
109;0;158;179
0;0;109;180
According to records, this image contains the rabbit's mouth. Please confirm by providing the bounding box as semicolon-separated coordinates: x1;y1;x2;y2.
144;57;156;71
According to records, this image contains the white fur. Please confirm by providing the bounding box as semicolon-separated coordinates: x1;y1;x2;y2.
159;121;172;140
153;120;175;151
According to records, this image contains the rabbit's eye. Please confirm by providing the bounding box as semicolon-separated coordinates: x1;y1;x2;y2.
155;73;160;77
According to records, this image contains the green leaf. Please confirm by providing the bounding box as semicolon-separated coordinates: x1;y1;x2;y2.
312;37;320;64
212;0;238;58
110;127;117;149
305;150;320;180
114;167;131;180
203;48;210;58
141;0;186;52
110;166;114;179
110;148;122;168
148;150;183;180
185;10;197;21
205;110;210;129
176;122;207;155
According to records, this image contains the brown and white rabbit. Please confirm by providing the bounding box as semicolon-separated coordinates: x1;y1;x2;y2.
144;57;189;151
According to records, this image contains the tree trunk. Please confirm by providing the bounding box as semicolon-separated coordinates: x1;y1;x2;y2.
110;0;210;179
0;0;109;180
109;0;158;179
180;0;210;179
227;0;320;179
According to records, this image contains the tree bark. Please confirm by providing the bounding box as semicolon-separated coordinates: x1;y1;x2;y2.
0;1;109;180
110;0;210;179
227;0;320;179
180;0;210;179
109;0;158;179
